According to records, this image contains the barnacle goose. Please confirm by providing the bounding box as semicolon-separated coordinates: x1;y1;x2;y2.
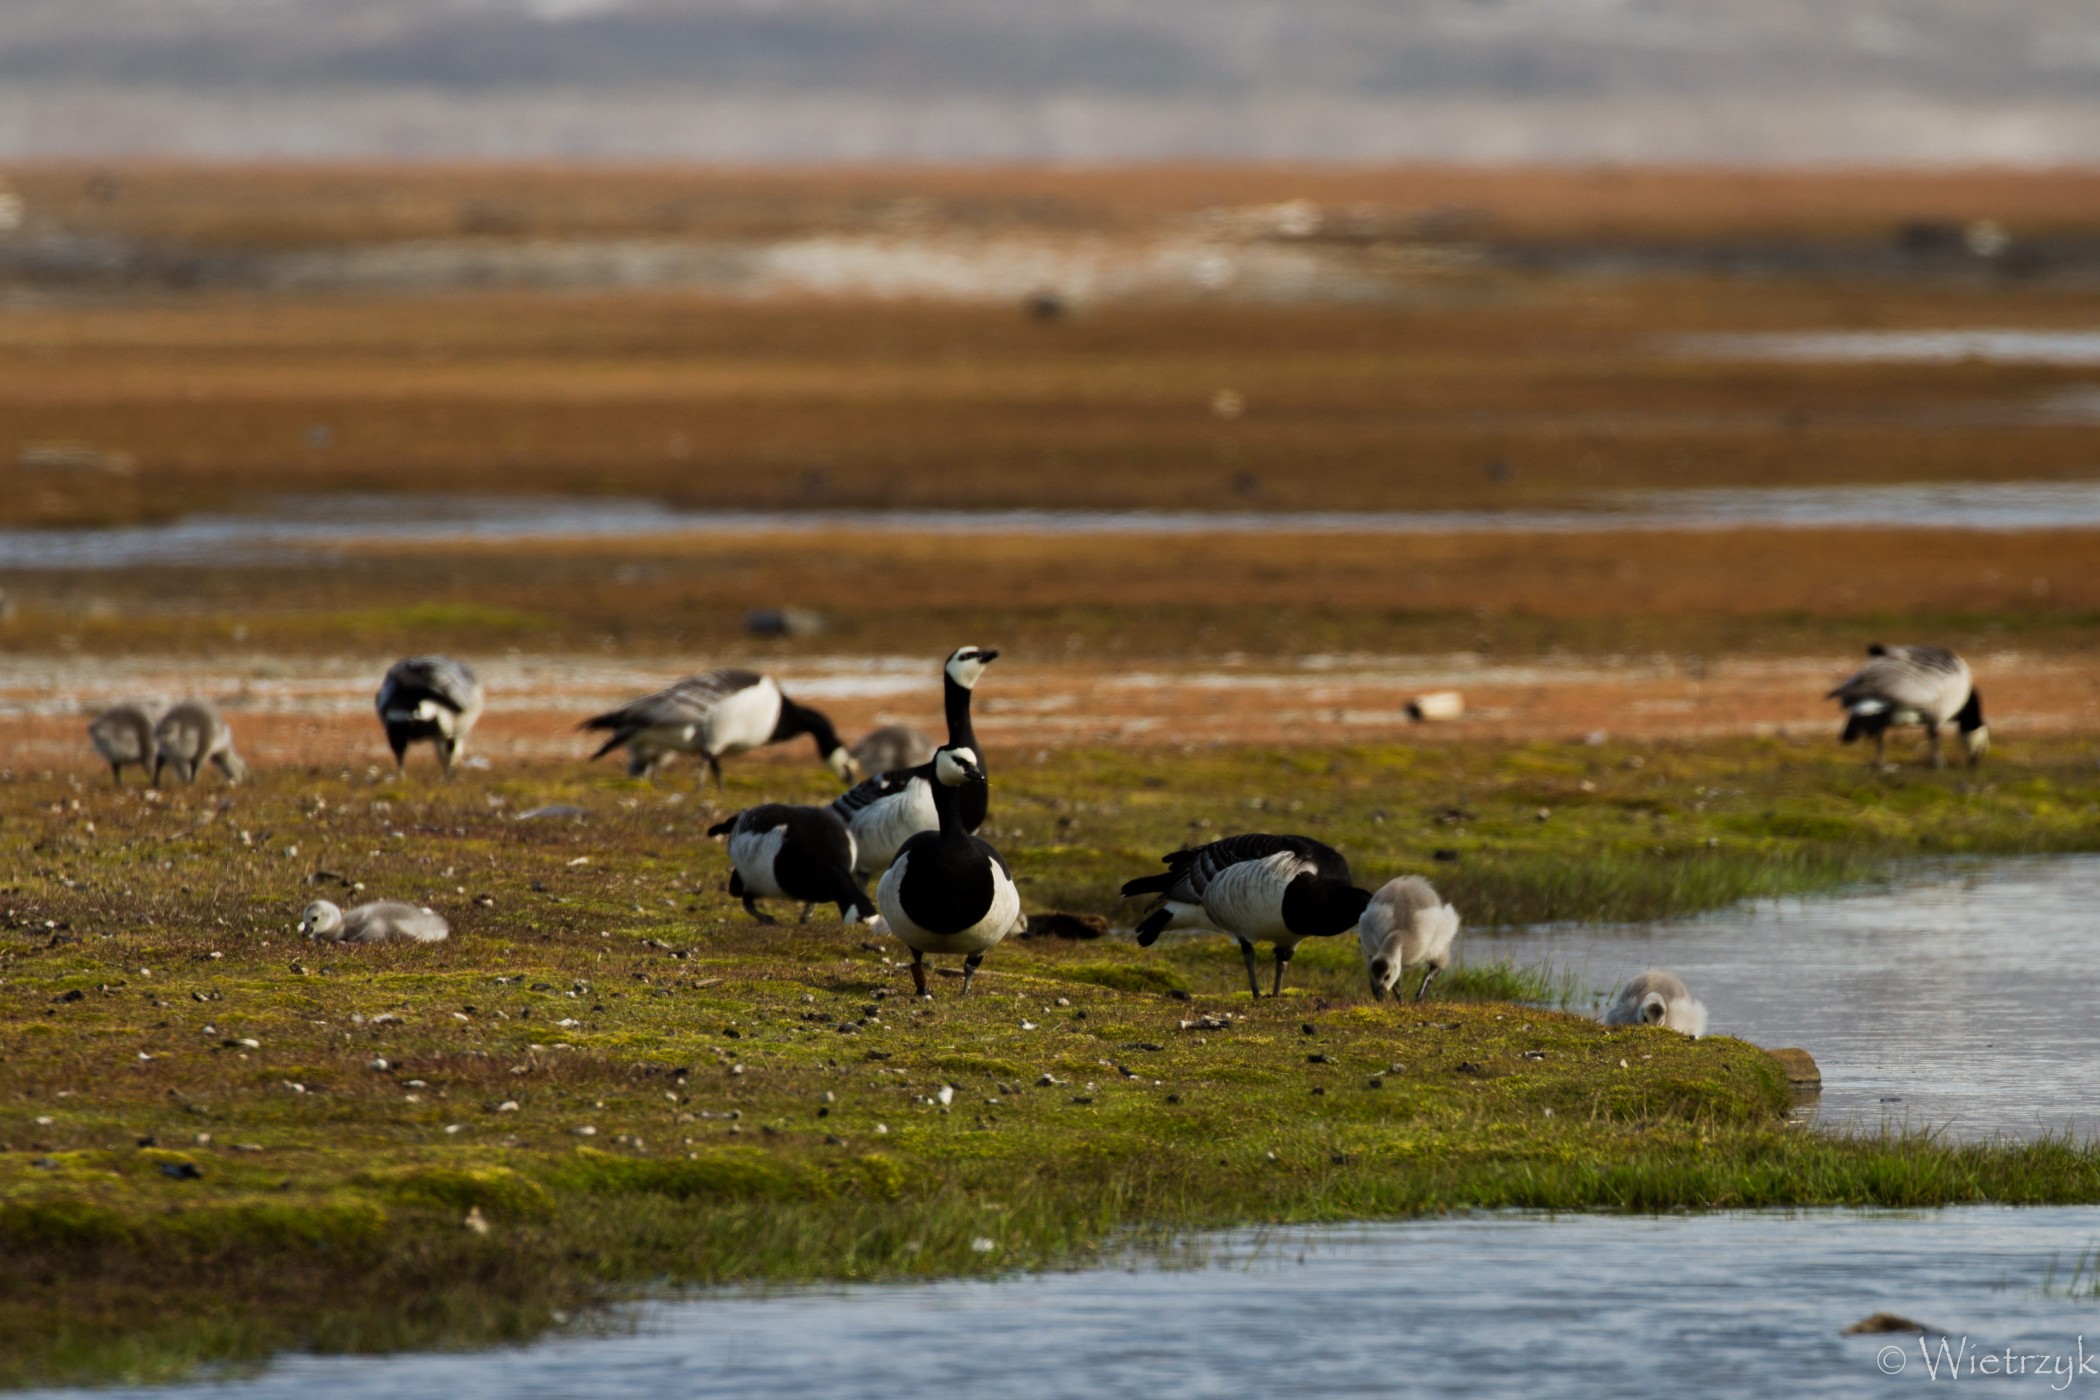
88;703;158;786
1828;644;1987;768
1601;970;1707;1037
301;899;450;944
376;655;484;775
152;700;247;786
1358;875;1462;1001
706;804;876;925
1121;833;1372;999
850;723;935;776
874;745;1024;997
580;667;857;786
832;646;999;876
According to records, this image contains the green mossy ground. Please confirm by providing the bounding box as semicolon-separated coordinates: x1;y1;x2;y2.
4;736;2100;1386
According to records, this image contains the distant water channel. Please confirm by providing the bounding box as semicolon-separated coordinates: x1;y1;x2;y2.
5;482;2100;569
38;1208;2100;1400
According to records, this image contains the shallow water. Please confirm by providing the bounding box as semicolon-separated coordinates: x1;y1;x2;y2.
1473;855;2100;1142
35;1208;2100;1399
7;481;2100;568
1682;329;2100;365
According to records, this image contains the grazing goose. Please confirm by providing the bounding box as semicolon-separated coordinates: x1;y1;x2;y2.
1358;875;1462;1001
832;646;999;876
1601;970;1707;1037
1827;644;1987;768
875;745;1023;997
580;667;857;786
706;803;876;925
376;655;484;774
1121;833;1371;999
300;899;450;944
152;701;247;786
87;703;158;786
850;723;935;776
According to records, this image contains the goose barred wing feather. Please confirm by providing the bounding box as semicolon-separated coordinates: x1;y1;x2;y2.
580;667;767;754
1828;646;1970;713
1122;832;1350;902
832;768;919;819
379;656;481;716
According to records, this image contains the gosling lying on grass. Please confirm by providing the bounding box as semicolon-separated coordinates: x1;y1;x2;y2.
1358;875;1462;1001
1601;969;1708;1037
300;899;451;944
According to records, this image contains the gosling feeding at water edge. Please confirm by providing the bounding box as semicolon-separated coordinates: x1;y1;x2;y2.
1358;875;1462;1001
1601;970;1707;1037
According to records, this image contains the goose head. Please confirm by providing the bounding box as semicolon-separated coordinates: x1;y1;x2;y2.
933;745;986;788
944;646;1000;691
300;900;344;939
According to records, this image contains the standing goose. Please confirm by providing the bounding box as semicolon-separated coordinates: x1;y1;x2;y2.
1828;644;1987;768
1358;875;1462;1001
875;745;1023;997
301;899;450;944
1602;970;1708;1037
376;655;484;775
152;701;247;786
832;646;999;876
87;704;158;786
1121;833;1371;999
580;667;857;786
706;803;876;925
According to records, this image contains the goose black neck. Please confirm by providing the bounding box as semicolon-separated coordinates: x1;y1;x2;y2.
774;696;841;757
943;673;979;760
928;771;972;839
1956;689;1985;732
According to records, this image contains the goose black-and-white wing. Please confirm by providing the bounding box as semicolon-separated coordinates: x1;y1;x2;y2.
378;656;482;723
1827;645;1970;722
1120;832;1352;907
831;765;939;876
583;667;768;754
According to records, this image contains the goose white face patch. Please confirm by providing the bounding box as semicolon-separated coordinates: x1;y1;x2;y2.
945;648;993;690
934;746;980;786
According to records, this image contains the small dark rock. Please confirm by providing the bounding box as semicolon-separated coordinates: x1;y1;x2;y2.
55;989;83;1003
1306;1053;1332;1065
1432;849;1461;863
158;1161;203;1181
1844;1313;1935;1335
1454;1061;1485;1075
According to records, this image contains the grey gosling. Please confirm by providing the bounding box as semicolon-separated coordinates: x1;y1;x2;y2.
300;899;451;944
87;703;158;786
1358;875;1462;1001
153;701;247;785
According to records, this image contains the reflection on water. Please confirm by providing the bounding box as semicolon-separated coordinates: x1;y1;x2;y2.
33;1208;2100;1400
7;481;2100;568
1474;856;2100;1142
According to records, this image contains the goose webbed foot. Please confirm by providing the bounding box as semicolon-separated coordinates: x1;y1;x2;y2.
1239;941;1262;999
742;896;778;926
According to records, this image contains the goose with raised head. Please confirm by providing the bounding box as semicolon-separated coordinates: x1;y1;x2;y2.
875;745;1023;997
1602;970;1707;1036
833;646;999;876
1828;644;1987;768
152;701;247;786
1121;833;1371;999
376;656;484;774
707;803;876;925
300;899;450;944
1358;875;1462;1001
581;667;856;786
87;704;158;786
